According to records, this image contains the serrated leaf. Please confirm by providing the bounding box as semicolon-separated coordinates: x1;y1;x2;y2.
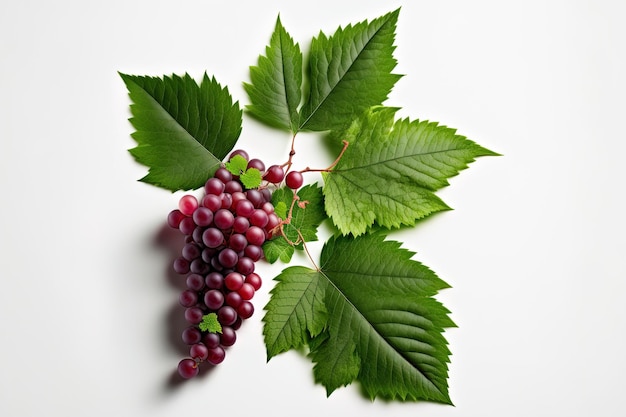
262;238;295;264
225;154;248;175
267;184;327;263
244;16;302;132
120;72;242;191
323;107;498;235
262;266;328;358
240;167;262;188
199;313;222;333
299;9;402;132
274;201;288;219
309;233;454;403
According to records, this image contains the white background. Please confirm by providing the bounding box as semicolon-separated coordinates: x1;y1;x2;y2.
1;0;625;416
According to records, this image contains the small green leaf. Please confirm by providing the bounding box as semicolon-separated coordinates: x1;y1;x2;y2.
268;184;327;263
262;266;328;359
199;313;223;333
120;72;242;191
225;154;248;176
274;201;288;219
299;9;402;132
323;107;498;235
240;167;262;189
244;16;303;132
262;237;295;264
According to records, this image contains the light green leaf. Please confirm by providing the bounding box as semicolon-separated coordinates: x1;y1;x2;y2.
265;184;327;263
262;236;294;264
244;16;302;132
240;167;262;189
323;107;498;235
199;313;223;333
299;9;402;131
120;72;242;191
225;154;248;176
309;233;454;402
262;266;328;358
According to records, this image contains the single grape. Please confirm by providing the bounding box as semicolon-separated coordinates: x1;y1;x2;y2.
236;257;255;275
285;171;304;189
206;346;226;365
237;300;254;319
229;233;248;252
204;178;225;195
182;243;201;261
225;291;242;308
192;207;213;227
218;305;238;326
185;307;204;324
214;209;235;230
189;258;210;275
224;180;243;194
264;165;285;184
224;272;244;291
238;282;255;301
178;358;199;379
204;289;225;310
218;248;239;269
173;257;190;275
190;343;209;361
245;189;264;208
244;245;263;262
232;216;250;234
245;226;266;246
202;227;224;249
178;217;196;236
203;332;220;349
214;167;233;183
202;194;222;212
235;199;255;218
220;326;237;347
186;273;205;291
167;209;186;228
250;209;269;228
247;158;266;172
179;195;199;216
229;149;249;161
179;290;198;308
205;272;224;289
182;326;202;345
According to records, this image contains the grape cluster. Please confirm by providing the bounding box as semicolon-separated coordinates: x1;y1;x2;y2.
166;150;284;379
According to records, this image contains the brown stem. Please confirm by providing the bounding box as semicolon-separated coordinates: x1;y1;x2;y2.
300;140;349;173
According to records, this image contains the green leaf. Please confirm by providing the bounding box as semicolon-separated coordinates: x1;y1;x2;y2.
262;237;295;264
225;154;248;175
310;233;454;402
262;266;328;359
120;72;242;191
323;107;498;235
199;313;223;333
240;167;262;189
299;9;402;132
244;16;303;132
266;184;327;263
274;201;288;219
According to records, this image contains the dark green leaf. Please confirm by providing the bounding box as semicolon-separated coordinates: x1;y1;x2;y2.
120;72;242;191
244;16;303;132
299;9;402;131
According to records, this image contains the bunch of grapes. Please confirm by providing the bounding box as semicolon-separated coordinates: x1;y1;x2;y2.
166;150;286;379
